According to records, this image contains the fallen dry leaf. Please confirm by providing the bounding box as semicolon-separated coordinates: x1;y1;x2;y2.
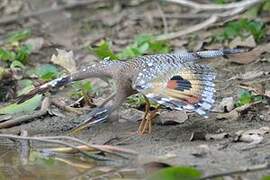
24;37;45;52
229;36;256;48
229;43;270;64
216;109;239;120
51;49;77;73
234;127;269;145
213;97;234;113
216;101;261;120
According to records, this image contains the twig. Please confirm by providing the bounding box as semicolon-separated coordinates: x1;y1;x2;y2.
158;0;262;40
156;15;217;41
0;97;50;129
51;99;84;115
0;0;100;25
167;0;262;11
0;133;110;161
200;163;270;180
39;135;137;155
156;3;168;34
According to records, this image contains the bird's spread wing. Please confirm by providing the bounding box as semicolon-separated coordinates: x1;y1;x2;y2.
132;63;216;117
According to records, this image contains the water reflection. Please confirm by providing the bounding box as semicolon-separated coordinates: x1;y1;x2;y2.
0;145;96;180
0;145;139;180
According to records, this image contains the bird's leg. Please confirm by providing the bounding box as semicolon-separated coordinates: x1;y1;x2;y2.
138;95;160;134
138;95;150;134
69;80;130;135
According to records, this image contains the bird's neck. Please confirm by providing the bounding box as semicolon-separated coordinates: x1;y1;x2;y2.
71;61;121;81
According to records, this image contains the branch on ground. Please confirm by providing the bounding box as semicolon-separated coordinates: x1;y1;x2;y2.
157;0;262;40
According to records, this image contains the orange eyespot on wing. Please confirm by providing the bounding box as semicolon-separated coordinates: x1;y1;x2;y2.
133;63;216;117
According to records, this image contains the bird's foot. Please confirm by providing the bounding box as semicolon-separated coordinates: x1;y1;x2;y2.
69;107;109;135
138;110;159;135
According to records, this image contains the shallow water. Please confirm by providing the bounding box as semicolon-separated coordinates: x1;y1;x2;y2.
0;146;96;180
0;143;140;180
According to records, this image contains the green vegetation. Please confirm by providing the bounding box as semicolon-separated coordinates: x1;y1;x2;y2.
90;34;170;60
7;29;31;43
235;90;263;107
0;29;62;113
262;176;270;180
34;64;60;81
214;19;266;43
212;0;233;4
147;166;202;180
70;80;93;100
0;94;42;114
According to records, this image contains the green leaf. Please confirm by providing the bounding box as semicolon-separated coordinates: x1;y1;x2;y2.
91;34;170;60
35;64;59;81
127;94;159;108
127;94;146;108
212;0;231;4
149;40;170;54
17;79;34;96
81;81;92;93
70;80;93;99
0;48;16;61
91;40;118;60
236;91;253;107
117;47;137;59
137;42;150;54
15;44;32;63
252;95;263;102
10;60;25;69
214;19;266;43
7;29;31;43
244;5;261;17
0;94;42;114
262;1;270;11
147;166;201;180
261;176;270;180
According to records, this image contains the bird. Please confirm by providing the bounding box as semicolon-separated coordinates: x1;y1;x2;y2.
17;48;247;134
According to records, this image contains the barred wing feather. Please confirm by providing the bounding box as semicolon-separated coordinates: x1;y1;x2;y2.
133;63;216;117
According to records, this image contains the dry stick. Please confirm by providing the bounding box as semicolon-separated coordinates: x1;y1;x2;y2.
156;15;218;41
0;97;50;129
0;0;100;25
0;134;110;161
157;0;261;41
156;3;168;34
39;136;137;155
51;99;83;115
200;163;270;180
166;0;262;11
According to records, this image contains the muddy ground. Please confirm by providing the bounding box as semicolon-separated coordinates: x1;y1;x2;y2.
0;0;270;179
